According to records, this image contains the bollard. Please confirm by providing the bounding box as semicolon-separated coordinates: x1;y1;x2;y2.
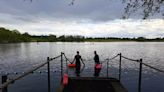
2;75;8;92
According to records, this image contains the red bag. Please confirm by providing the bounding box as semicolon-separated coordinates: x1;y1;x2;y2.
95;64;102;69
95;64;102;73
63;74;68;86
68;64;76;68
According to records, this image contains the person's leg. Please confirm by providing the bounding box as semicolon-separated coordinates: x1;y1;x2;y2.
76;63;80;76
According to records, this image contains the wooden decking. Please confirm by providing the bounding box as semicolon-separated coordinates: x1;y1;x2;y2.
57;77;128;92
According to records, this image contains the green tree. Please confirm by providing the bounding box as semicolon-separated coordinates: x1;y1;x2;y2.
48;34;57;42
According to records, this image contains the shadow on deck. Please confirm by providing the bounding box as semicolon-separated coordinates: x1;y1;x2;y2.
57;77;128;92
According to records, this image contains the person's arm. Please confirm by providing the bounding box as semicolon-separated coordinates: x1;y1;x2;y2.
80;57;85;65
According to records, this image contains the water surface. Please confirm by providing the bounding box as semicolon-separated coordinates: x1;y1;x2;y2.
0;42;164;92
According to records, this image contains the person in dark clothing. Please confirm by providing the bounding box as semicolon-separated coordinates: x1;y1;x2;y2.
94;51;100;64
94;51;100;77
72;51;84;76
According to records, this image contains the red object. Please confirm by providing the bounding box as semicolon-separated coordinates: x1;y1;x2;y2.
95;64;102;69
95;64;102;73
63;74;68;86
68;64;76;68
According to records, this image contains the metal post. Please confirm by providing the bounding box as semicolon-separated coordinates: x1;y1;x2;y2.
2;75;8;92
138;59;142;92
47;57;51;92
66;59;68;74
61;52;63;81
107;59;109;77
119;53;122;81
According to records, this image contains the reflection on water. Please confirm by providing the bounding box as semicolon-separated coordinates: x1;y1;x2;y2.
0;42;164;92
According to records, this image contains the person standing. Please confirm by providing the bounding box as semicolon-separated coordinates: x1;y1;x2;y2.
72;51;84;76
94;51;100;76
94;51;100;64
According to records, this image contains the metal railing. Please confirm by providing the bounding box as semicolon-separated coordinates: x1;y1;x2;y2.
106;53;164;92
0;54;62;92
1;52;164;92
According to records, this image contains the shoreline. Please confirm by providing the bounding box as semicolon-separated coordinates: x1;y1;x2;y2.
1;40;164;44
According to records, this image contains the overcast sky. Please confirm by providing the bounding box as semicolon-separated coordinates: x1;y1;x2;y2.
0;0;164;38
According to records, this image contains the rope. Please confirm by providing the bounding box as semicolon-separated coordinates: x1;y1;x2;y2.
121;55;139;62
142;62;164;73
0;55;61;89
106;54;120;63
121;55;164;73
51;55;62;60
63;53;72;64
0;70;61;75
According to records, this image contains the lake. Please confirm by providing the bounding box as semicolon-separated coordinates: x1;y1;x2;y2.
0;42;164;92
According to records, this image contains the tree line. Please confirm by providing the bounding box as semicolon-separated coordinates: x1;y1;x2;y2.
0;27;164;43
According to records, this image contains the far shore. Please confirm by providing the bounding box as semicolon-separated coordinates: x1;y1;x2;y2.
1;40;164;44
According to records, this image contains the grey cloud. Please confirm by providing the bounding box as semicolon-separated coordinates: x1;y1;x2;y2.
0;0;125;22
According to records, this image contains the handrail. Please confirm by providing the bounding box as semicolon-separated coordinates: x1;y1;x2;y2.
121;55;164;73
106;54;120;78
63;53;72;64
107;53;164;92
121;55;139;62
106;54;120;63
0;55;61;90
142;62;164;73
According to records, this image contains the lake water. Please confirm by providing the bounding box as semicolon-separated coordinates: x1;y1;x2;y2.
0;42;164;92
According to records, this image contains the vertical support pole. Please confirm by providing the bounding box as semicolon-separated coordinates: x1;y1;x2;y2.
2;75;8;92
119;53;122;81
66;59;68;74
61;52;63;81
138;59;142;92
47;57;51;92
107;59;109;77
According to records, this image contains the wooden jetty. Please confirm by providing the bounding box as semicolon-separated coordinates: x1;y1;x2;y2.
57;77;128;92
1;53;163;92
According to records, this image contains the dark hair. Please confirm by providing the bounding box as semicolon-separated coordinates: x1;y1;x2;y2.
77;51;79;54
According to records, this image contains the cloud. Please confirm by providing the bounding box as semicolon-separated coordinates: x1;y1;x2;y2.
0;0;164;38
1;14;164;38
0;0;125;21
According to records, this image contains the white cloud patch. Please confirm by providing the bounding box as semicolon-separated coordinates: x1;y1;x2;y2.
0;14;164;38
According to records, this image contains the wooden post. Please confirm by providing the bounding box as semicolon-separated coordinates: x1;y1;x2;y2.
138;59;142;92
2;75;8;92
47;57;51;92
119;53;122;81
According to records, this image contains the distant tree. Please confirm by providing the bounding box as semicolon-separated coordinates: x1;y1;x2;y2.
12;29;21;34
136;37;146;41
48;34;57;42
21;32;31;42
22;32;31;37
58;35;66;41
